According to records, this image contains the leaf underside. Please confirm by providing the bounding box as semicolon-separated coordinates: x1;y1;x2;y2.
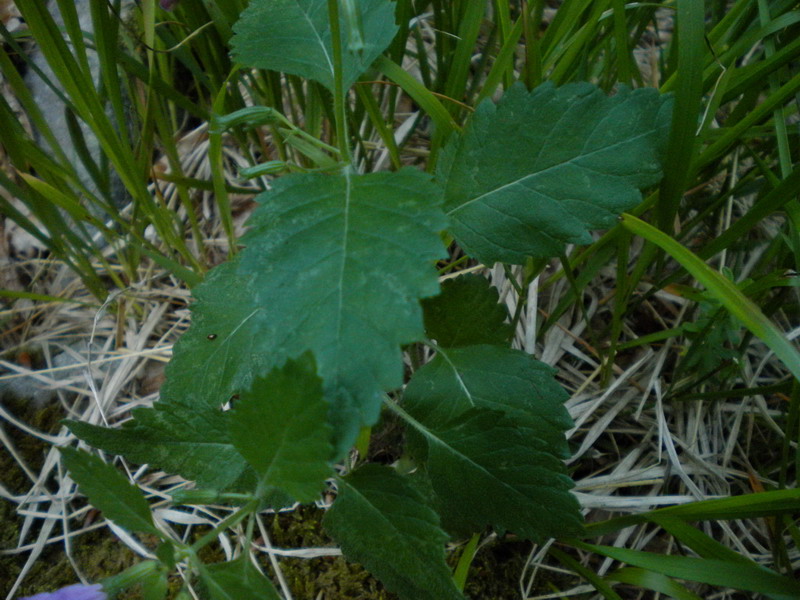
231;0;398;92
323;465;464;600
437;81;672;264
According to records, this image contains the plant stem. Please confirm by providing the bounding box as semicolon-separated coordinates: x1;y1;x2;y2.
355;425;372;462
327;0;351;164
190;498;259;552
452;533;480;592
101;560;160;598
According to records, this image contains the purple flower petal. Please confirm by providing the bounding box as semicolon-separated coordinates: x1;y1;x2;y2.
20;583;107;600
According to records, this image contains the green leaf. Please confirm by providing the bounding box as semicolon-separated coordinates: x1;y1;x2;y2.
606;567;702;600
404;406;583;541
66;402;252;491
157;259;273;413
231;0;398;92
375;55;459;135
229;354;333;502
323;465;463;600
200;556;281;600
575;541;800;597
163;169;447;456
155;541;176;570
548;545;624;600
404;345;572;458
141;568;168;600
101;561;161;598
437;82;672;263
607;567;703;600
586;488;800;537
649;515;752;565
59;447;160;537
421;275;513;347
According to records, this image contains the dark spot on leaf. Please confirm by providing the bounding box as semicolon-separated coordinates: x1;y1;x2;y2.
207;334;217;340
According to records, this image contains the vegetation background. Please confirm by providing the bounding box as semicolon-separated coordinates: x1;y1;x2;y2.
0;0;799;598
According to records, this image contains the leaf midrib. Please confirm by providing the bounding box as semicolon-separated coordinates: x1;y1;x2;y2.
299;0;334;81
438;348;475;407
333;170;353;365
445;127;656;216
334;475;456;598
424;419;559;511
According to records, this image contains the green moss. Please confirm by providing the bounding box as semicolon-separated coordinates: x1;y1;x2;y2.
259;506;556;599
262;505;396;599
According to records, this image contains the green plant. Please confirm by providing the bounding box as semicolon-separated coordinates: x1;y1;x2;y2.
8;0;800;598
59;0;672;597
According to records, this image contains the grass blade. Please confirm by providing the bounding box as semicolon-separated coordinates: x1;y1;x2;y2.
573;541;800;597
657;0;705;233
621;213;800;382
587;488;800;537
375;55;459;137
548;546;624;600
606;567;705;600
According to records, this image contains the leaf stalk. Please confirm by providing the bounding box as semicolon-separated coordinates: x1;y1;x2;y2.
327;0;352;164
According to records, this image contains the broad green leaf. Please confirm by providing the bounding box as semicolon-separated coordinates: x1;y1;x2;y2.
229;354;333;502
406;406;583;541
158;258;273;413
323;465;463;600
231;0;398;92
59;447;160;537
404;345;572;457
437;82;672;264
66;402;252;491
200;556;281;600
421;275;512;347
163;169;447;456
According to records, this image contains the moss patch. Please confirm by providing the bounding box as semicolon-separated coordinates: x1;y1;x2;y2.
262;505;396;600
258;505;555;600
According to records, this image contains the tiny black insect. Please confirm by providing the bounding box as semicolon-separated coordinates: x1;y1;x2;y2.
207;334;218;340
